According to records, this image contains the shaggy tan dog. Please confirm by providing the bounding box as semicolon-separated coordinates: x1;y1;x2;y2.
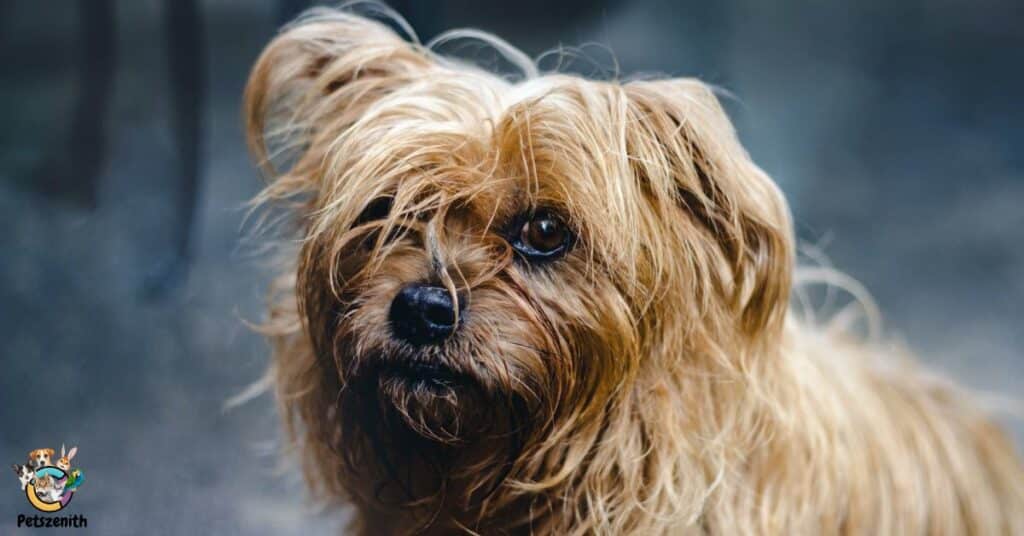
244;8;1024;534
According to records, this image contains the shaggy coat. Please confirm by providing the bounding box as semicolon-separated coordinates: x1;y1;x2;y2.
244;8;1024;535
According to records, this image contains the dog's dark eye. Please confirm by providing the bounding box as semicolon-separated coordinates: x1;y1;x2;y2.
512;211;571;261
355;196;393;226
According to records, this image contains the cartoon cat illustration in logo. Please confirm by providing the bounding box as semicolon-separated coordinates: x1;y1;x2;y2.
32;474;65;503
11;464;32;491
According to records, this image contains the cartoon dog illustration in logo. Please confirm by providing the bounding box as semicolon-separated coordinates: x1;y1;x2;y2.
26;448;54;470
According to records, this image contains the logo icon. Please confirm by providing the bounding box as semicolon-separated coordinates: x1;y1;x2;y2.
12;445;84;512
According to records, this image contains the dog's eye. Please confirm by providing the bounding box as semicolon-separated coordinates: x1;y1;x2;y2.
355;196;393;226
512;210;571;261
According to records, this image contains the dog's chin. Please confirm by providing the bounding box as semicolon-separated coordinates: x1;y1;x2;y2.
378;360;467;394
369;357;487;443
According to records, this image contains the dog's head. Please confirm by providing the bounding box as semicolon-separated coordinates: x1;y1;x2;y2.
246;9;793;520
28;449;53;469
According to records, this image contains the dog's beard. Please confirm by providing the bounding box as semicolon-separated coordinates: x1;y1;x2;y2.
339;338;533;441
371;353;487;443
315;276;552;448
318;316;546;517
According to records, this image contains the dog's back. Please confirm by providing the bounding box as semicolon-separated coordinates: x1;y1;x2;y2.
708;319;1024;534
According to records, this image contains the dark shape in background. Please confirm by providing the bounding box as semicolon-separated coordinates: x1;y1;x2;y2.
0;1;1021;534
142;0;206;298
33;0;116;208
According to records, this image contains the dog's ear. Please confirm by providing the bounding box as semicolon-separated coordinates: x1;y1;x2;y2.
244;12;433;187
624;79;794;340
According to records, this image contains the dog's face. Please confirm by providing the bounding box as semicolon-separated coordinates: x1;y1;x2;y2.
28;449;53;469
247;12;793;514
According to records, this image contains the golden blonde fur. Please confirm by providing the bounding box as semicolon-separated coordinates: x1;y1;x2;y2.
243;6;1024;534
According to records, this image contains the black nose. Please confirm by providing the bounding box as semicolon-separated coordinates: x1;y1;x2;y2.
389;284;459;345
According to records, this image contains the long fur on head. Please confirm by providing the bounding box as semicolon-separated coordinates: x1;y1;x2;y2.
245;5;1024;534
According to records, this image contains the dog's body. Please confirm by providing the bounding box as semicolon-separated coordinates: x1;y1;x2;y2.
245;9;1024;534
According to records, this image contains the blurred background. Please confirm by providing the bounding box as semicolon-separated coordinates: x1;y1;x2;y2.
1;0;1021;533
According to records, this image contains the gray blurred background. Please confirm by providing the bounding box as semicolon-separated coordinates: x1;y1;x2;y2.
1;0;1021;533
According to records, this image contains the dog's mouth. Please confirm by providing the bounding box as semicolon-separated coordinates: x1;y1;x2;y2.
377;360;467;391
367;356;488;443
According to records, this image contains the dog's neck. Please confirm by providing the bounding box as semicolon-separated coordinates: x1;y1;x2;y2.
347;385;717;534
347;435;535;534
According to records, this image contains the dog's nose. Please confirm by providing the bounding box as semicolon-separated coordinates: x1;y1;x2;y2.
389;284;459;345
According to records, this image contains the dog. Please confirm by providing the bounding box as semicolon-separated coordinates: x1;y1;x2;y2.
12;464;33;491
27;448;53;470
244;8;1024;534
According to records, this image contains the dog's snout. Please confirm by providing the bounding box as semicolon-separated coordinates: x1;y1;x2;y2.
389;284;460;345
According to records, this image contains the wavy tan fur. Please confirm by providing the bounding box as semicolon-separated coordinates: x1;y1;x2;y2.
243;7;1024;535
